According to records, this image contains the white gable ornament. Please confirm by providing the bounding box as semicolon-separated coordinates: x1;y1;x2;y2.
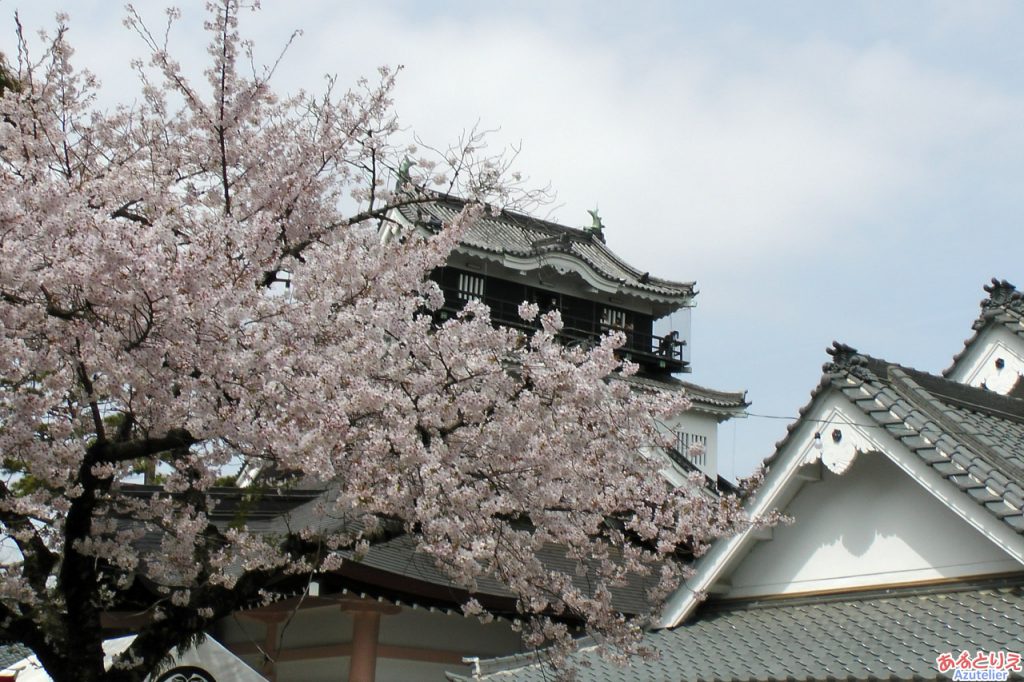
802;409;878;475
981;355;1024;394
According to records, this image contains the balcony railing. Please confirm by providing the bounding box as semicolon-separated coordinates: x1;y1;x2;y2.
435;288;688;374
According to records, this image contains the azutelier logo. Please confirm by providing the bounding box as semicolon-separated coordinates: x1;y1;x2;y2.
935;651;1022;681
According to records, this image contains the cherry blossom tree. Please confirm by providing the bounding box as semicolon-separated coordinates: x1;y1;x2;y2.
0;4;748;680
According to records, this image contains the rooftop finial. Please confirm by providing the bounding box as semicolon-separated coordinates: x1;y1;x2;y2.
825;342;865;372
982;278;1020;307
586;207;606;243
395;156;415;192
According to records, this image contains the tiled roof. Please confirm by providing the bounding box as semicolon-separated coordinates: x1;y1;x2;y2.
123;484;660;616
620;374;748;413
454;579;1024;681
945;278;1024;376
117;485;327;568
0;643;31;669
769;342;1024;536
341;535;658;616
395;197;695;300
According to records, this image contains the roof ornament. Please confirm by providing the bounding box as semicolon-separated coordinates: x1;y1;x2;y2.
395;156;415;193
824;341;868;376
982;278;1021;308
586;207;606;243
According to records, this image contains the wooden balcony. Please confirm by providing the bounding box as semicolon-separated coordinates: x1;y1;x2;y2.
435;287;689;375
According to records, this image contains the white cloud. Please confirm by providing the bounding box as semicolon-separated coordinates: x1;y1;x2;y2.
9;3;1021;275
234;4;1023;280
7;1;1024;477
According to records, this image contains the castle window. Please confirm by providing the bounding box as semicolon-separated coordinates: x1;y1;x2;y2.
677;431;708;468
457;272;485;302
600;306;628;330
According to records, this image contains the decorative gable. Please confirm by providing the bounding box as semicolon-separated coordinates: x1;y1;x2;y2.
725;450;1019;599
946;279;1024;395
658;342;1024;629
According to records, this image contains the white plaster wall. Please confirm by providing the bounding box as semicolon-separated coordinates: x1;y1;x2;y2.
724;451;1021;599
947;325;1024;393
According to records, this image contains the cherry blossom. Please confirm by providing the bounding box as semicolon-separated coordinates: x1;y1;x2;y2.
0;4;748;680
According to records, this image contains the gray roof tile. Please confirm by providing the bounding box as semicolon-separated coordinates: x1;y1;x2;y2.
0;643;31;669
968;488;1003;503
458;581;1024;681
933;461;965;477
950;474;979;490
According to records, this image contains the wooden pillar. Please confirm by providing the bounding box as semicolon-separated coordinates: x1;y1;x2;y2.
340;598;398;682
347;609;382;682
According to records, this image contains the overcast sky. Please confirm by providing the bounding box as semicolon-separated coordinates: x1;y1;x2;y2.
5;1;1023;479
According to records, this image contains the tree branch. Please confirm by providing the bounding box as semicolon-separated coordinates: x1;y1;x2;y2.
87;429;196;465
0;482;58;590
111;201;152;226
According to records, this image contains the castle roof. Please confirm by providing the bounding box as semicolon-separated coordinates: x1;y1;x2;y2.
393;196;695;308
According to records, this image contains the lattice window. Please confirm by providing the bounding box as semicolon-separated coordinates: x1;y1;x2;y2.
457;272;485;302
677;432;708;468
600;306;628;330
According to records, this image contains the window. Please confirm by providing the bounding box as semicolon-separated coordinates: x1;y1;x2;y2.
677;432;708;468
457;272;485;302
600;306;628;330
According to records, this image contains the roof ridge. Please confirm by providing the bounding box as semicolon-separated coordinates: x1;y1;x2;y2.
824;342;1024;425
974;277;1024;331
494;203;695;289
398;190;592;240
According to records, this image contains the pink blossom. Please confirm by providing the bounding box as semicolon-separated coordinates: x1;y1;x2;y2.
0;4;749;680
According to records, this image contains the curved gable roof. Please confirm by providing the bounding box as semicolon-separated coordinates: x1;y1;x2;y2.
394;196;695;304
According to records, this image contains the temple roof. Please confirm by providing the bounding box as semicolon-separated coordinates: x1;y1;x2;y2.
118;483;661;617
